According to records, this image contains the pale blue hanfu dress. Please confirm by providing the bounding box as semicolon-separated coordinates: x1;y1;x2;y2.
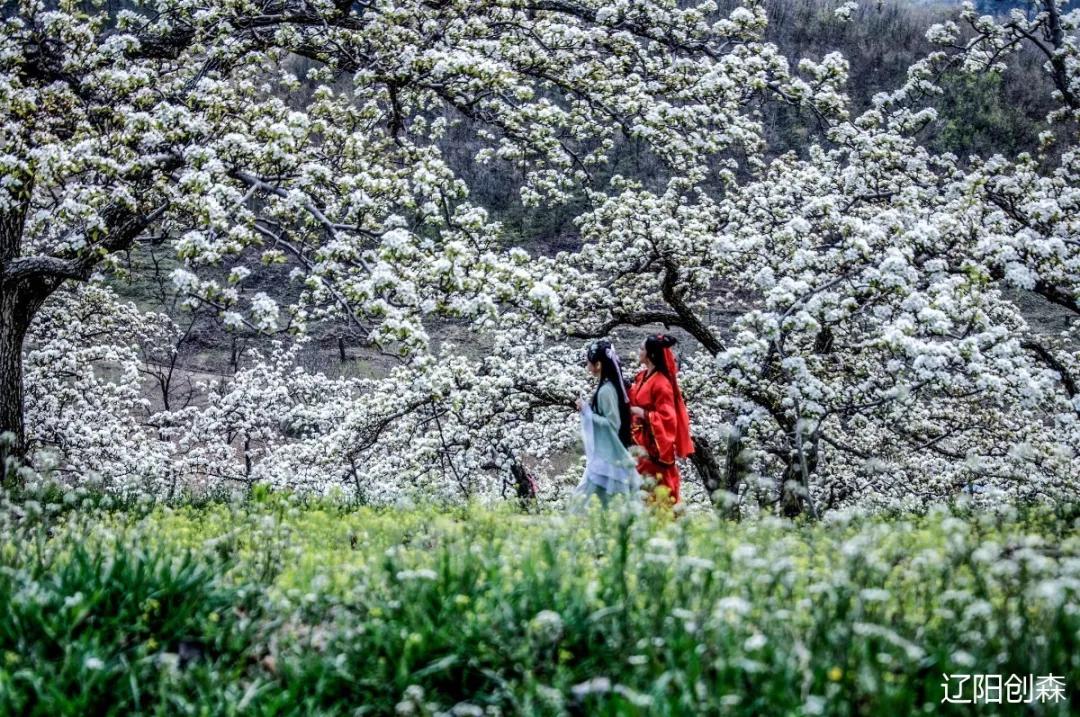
573;379;642;509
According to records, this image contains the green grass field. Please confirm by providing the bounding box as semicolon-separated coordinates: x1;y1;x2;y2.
0;491;1077;716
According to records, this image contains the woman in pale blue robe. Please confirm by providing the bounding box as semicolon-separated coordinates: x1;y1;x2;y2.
572;340;642;510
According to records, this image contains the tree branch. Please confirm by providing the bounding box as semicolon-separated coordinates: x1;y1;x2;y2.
567;310;689;340
2;204;168;288
1021;338;1078;399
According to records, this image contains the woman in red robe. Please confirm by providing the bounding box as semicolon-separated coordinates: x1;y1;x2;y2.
628;334;694;506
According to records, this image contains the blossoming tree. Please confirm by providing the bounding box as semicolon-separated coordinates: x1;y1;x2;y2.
0;0;825;469
530;0;1080;514
6;0;1080;514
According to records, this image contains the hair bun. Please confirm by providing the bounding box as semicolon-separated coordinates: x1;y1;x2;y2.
586;339;612;363
644;333;678;351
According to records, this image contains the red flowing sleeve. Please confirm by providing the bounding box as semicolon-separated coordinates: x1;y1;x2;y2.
628;370;648;448
644;376;678;465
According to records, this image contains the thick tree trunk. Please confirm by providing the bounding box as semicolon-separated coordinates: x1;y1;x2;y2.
778;467;803;518
509;461;537;509
0;283;31;479
0;174;31;477
778;435;820;519
689;435;741;518
0;278;56;469
689;436;722;495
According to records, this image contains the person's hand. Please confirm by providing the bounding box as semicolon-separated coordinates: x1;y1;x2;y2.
575;397;584;411
630;406;645;418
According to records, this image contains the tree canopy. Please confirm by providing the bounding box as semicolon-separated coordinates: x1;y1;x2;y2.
3;0;1080;514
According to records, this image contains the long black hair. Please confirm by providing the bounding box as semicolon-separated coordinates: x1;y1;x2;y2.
587;340;633;447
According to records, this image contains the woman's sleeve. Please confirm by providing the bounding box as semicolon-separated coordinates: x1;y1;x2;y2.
590;384;618;432
644;379;677;464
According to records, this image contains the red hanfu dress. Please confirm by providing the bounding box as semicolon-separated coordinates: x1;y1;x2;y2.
628;365;693;505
